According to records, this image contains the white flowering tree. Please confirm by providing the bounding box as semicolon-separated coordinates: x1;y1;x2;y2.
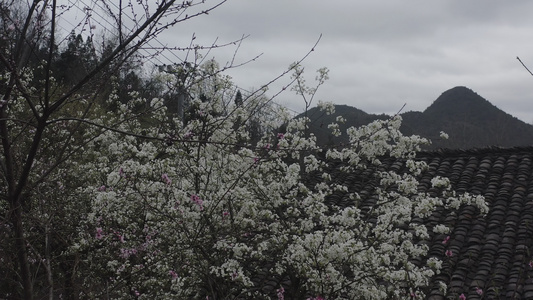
61;67;486;299
0;0;247;298
0;1;489;299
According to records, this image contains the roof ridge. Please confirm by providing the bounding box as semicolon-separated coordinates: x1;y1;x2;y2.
418;146;533;158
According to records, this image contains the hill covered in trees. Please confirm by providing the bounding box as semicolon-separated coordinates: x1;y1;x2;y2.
302;86;533;149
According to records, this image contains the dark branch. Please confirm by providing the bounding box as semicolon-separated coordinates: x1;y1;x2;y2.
517;56;533;77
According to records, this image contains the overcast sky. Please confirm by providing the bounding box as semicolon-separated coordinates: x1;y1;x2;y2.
158;0;533;123
61;0;533;123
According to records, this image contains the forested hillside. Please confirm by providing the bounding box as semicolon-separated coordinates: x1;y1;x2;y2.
302;86;533;149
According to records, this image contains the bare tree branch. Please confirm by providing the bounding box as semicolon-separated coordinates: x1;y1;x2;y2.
517;56;533;77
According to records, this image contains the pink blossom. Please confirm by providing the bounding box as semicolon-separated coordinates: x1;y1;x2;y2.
191;194;204;210
119;167;125;177
169;270;178;279
134;290;140;296
277;286;285;300
161;173;171;185
223;211;230;218
112;230;125;243
529;261;533;268
120;248;137;259
183;131;194;139
7;24;15;31
475;287;483;296
95;227;104;239
97;185;106;192
445;249;453;257
231;271;238;280
459;293;466;300
442;235;450;244
277;133;285;139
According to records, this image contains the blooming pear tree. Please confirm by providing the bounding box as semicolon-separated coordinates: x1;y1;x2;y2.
64;68;488;299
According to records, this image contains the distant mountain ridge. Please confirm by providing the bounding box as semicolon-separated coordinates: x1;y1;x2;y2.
301;86;533;150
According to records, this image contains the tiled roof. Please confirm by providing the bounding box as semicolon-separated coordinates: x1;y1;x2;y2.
418;147;533;300
246;146;533;299
322;146;533;299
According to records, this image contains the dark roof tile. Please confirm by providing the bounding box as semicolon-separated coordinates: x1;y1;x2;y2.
279;147;533;299
401;147;533;298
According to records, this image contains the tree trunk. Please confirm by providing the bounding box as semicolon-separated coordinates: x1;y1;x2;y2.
10;199;33;300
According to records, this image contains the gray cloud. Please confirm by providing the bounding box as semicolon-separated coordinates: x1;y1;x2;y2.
189;0;533;123
63;0;533;123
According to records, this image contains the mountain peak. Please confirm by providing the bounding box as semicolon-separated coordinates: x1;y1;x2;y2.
424;86;492;116
302;86;533;150
444;86;475;93
439;86;480;100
